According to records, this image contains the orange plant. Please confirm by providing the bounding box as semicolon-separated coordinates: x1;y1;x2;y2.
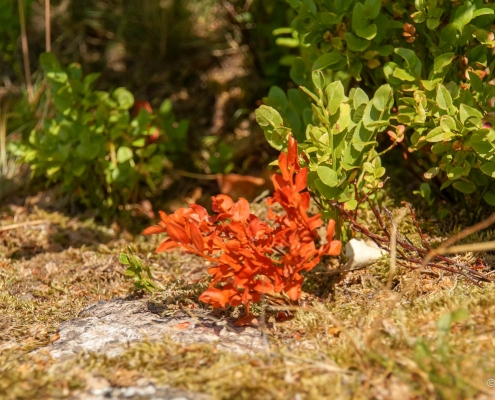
143;137;341;314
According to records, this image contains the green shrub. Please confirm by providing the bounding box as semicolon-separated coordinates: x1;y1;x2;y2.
257;0;495;210
257;76;392;213
9;53;189;218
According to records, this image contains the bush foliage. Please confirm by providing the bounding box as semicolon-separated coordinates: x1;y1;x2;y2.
258;0;495;210
9;53;188;217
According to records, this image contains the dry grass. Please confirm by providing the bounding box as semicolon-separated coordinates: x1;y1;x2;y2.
1;201;495;399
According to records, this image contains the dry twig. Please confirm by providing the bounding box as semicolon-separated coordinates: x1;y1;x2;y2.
327;184;491;285
0;220;50;232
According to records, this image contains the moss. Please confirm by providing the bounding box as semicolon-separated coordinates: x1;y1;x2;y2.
1;204;495;399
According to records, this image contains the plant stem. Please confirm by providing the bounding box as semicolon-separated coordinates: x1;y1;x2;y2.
18;0;34;103
45;0;51;52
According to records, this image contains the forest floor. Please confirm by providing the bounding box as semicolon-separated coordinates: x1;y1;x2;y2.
1;193;495;400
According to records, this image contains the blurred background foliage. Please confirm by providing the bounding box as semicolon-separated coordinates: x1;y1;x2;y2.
0;0;297;222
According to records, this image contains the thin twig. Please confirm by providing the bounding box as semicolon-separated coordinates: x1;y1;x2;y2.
404;201;431;250
422;212;495;267
45;0;51;52
387;219;397;289
18;0;34;103
443;241;495;254
0;220;49;232
0;105;6;176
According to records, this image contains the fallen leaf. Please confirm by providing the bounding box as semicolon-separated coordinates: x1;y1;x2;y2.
173;321;191;330
234;315;259;327
217;173;265;200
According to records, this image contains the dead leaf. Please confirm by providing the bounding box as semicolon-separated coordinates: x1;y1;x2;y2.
173;321;191;330
234;315;259;327
217;173;265;200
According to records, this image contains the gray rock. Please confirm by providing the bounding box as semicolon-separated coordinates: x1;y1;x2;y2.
72;382;210;400
48;298;265;360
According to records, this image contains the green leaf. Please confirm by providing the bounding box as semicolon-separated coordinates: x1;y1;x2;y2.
290;57;309;86
468;71;484;93
113;88;134;110
119;253;130;264
424;167;439;179
117;146;133;163
366;0;381;19
433;52;455;73
483;191;495;206
420;183;432;199
159;99;173;115
266;86;288;111
421;79;442;91
441;23;458;46
75;141;101;160
452;180;476;194
481;162;495;178
436;84;453;110
356;24;377;40
452;1;474;32
39;52;62;72
372;84;393;112
132;138;146;147
275;37;300;47
392;68;416;82
352;2;368;31
460;103;483;126
312;71;325;92
343;199;358;210
440;116;456;132
374;166;386;179
326;81;345;115
256;105;283;128
394;48;422;78
353;88;369;109
472;8;494;18
314;178;343;200
312;50;345;71
316;165;339;187
344;32;370;52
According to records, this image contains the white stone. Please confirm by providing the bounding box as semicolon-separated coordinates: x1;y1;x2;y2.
345;238;387;269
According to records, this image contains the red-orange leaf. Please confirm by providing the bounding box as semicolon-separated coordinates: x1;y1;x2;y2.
278;152;289;181
212;194;234;213
232;198;251;222
326;240;342;256
189;204;208;221
285;281;302;301
295;167;308;192
142;225;166;235
199;288;230;308
148;134;343;321
287;136;298;167
326;219;336;241
189;223;204;252
247;217;260;238
166;220;190;244
159;210;168;223
253;279;274;293
156;239;179;253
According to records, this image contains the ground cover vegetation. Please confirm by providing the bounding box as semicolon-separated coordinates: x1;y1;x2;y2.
1;0;495;399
